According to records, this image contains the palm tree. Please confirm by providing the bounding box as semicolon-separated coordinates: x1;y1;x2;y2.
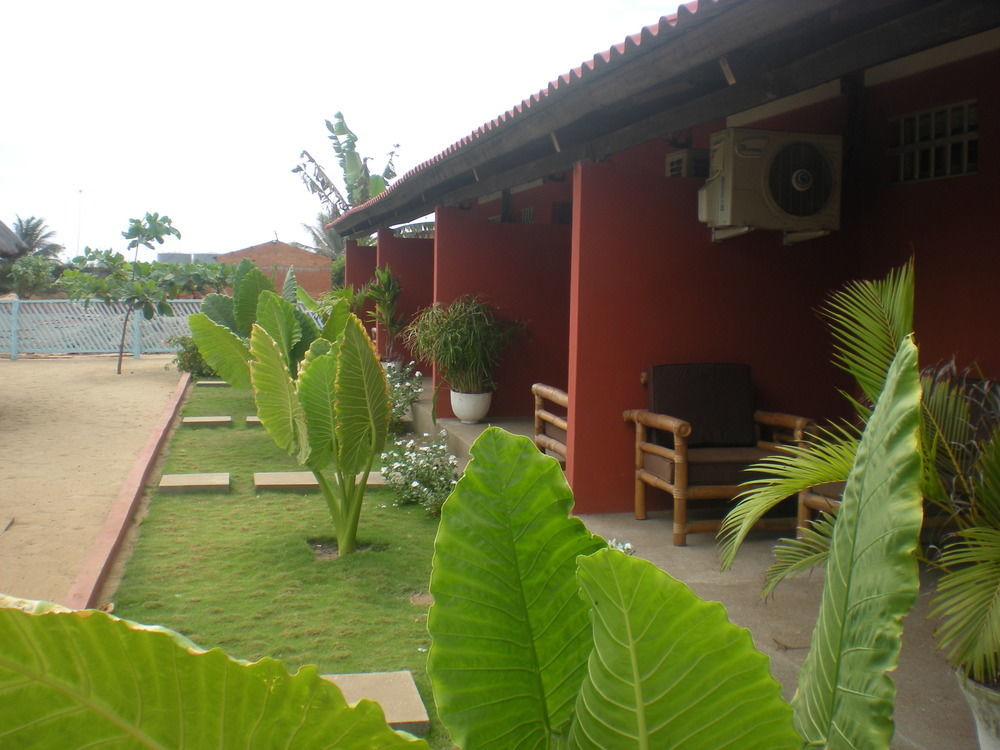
13;216;63;258
300;210;344;259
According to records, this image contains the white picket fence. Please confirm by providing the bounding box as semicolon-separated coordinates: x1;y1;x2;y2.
0;299;203;360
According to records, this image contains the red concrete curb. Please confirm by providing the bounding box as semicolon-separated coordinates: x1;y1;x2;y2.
64;371;192;609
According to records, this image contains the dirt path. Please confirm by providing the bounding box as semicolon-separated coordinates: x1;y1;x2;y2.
0;354;182;604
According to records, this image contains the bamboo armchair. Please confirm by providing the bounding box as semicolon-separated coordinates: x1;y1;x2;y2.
532;383;568;464
623;363;811;546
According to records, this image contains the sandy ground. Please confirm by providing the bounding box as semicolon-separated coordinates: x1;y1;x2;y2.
0;354;182;604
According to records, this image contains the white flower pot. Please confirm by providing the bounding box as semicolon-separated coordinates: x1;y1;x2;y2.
450;391;492;424
957;671;1000;750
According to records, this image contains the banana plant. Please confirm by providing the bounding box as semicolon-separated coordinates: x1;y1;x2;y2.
428;337;922;749
0;596;425;748
189;287;388;556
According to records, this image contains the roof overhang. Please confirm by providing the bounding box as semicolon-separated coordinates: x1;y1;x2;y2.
0;221;27;258
333;0;1000;239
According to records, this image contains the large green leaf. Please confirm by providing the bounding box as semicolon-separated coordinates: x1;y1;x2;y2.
199;292;238;333
233;264;274;338
322;297;351;341
334;315;389;475
249;324;310;465
291;307;321;374
297;283;320;311
297;348;339;471
427;428;606;748
570;550;799;750
255;290;302;371
187;312;251;389
282;265;299;302
0;597;425;748
793;338;923;749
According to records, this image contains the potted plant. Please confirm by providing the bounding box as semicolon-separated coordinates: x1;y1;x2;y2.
928;372;1000;749
404;294;521;424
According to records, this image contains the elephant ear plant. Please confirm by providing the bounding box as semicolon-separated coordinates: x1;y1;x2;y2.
0;596;425;748
0;339;921;747
428;337;923;748
189;285;388;556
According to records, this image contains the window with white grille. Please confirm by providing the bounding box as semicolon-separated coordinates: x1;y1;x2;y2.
889;100;978;183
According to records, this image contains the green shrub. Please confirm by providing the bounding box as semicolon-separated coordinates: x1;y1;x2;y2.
381;431;458;516
167;334;217;377
385;360;423;428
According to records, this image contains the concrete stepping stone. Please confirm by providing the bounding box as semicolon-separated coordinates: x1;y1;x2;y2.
322;670;429;736
254;471;385;492
254;472;318;492
181;416;232;427
194;380;229;387
159;473;230;493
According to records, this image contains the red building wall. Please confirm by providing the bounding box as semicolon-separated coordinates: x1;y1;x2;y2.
375;230;434;363
854;51;1000;377
433;206;572;418
344;241;376;291
567;143;857;514
567;48;999;514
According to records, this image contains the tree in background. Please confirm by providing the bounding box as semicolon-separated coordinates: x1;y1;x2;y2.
8;255;62;298
292;113;432;288
0;216;64;295
291;112;402;283
12;216;63;258
292;112;398;224
59;212;183;374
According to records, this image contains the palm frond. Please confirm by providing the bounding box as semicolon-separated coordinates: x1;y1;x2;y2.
920;370;974;511
717;422;858;570
763;512;836;597
972;427;1000;530
821;258;913;404
932;527;1000;684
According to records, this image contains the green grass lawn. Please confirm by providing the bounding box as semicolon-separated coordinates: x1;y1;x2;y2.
112;384;452;748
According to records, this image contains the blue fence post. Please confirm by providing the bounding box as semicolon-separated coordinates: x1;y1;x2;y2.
10;300;20;361
132;308;142;359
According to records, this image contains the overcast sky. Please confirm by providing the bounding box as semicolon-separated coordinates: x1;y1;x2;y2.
1;0;675;261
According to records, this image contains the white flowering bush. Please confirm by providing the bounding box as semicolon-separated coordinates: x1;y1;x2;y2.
384;360;424;428
381;431;459;516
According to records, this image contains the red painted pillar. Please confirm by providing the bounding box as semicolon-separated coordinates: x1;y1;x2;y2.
344;240;376;291
375;229;434;363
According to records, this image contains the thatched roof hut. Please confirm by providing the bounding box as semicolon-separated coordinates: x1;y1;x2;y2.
0;220;27;259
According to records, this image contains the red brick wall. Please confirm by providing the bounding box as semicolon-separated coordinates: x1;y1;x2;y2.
216;241;333;298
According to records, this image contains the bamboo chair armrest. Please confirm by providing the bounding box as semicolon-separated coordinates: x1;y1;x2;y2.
753;410;812;431
754;410;813;444
623;409;693;438
531;383;568;407
536;409;568;432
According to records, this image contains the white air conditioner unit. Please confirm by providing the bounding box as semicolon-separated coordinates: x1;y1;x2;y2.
697;128;842;244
